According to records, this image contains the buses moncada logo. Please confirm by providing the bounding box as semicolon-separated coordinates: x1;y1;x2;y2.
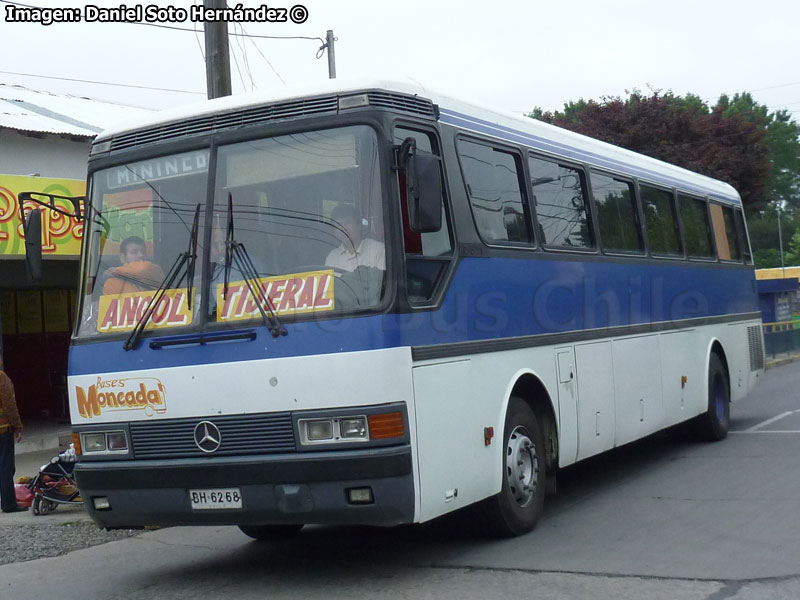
75;377;167;419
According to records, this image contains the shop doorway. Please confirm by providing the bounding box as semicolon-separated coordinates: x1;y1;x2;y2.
1;289;74;422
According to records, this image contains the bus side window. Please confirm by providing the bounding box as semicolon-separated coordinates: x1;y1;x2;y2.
590;171;643;254
456;139;531;245
394;126;453;305
677;194;715;259
640;184;682;257
529;155;595;250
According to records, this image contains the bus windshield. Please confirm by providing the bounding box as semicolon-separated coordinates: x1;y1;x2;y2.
206;125;385;325
76;125;385;339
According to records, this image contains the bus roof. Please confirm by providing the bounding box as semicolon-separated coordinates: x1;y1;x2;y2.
95;78;741;206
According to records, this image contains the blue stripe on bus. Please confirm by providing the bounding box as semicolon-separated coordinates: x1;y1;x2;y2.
438;109;741;206
69;257;758;376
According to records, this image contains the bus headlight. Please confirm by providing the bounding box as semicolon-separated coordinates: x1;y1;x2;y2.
82;433;106;453
295;404;407;448
340;418;367;439
305;420;333;441
299;416;369;445
106;431;128;451
80;431;129;454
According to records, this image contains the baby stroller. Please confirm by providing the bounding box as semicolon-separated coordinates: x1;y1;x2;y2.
26;444;82;516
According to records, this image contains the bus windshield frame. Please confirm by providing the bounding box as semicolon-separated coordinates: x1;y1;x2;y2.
74;123;390;342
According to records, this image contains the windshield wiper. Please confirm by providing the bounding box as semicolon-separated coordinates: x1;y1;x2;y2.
224;193;287;338
185;204;201;310
123;205;200;351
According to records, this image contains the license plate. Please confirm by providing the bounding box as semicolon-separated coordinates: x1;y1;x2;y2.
189;488;242;510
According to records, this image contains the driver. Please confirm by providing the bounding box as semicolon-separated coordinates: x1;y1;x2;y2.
324;205;385;272
102;236;164;294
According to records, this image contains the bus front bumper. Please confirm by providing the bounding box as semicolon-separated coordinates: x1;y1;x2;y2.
74;446;414;529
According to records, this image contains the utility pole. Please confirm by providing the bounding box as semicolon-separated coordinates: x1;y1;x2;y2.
326;30;336;79
204;0;232;99
777;204;785;270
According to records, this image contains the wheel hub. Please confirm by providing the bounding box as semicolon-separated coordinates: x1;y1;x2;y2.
506;425;539;507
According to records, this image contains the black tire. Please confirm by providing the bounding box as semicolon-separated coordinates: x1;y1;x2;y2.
691;353;730;441
481;397;546;537
238;524;304;541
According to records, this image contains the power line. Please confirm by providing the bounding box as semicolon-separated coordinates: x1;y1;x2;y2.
240;23;287;86
233;22;256;91
191;0;206;61
750;81;800;93
0;69;204;95
134;20;324;43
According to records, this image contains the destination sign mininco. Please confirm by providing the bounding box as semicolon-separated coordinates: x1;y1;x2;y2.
105;150;209;190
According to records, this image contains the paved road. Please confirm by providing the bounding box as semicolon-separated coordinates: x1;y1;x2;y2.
4;363;800;599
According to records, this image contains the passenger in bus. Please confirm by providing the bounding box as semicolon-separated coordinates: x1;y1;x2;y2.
102;236;165;295
324;205;385;272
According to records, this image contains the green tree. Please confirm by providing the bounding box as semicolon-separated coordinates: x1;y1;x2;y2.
719;93;800;211
753;248;783;268
785;227;800;266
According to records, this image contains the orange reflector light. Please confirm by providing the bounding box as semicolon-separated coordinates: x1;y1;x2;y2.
368;412;405;439
71;432;82;455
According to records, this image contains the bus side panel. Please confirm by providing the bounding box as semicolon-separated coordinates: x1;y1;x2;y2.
724;321;759;401
612;335;665;447
413;358;486;522
574;341;615;462
659;329;706;427
412;347;560;523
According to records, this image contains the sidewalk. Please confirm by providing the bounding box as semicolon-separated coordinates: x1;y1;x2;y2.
4;421;91;525
766;351;800;369
4;448;91;524
14;418;72;455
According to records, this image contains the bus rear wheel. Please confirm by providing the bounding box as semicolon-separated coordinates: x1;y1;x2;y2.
691;353;730;441
482;397;546;537
238;524;304;541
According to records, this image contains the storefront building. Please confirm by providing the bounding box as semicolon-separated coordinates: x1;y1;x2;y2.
0;84;148;422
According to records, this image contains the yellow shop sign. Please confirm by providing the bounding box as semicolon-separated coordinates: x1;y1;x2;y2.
0;174;85;257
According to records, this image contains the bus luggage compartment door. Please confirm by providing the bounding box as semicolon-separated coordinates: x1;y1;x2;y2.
575;342;616;461
412;358;493;522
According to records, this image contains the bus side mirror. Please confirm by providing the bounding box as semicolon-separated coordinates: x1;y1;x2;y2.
17;191;84;282
24;209;43;282
398;138;443;233
18;192;84;221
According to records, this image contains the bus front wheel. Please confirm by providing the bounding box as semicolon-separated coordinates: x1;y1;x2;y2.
238;524;304;541
482;397;546;537
691;353;730;441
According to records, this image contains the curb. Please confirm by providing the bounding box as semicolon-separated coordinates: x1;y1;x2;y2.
766;354;800;369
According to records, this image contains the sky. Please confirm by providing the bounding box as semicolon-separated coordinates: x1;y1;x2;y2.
1;0;800;121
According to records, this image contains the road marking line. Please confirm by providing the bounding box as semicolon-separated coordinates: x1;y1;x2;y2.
744;410;800;432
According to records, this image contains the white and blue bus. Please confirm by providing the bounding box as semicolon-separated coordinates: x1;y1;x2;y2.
39;80;763;538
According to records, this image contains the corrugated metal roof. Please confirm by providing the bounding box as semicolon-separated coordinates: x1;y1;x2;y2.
0;84;152;138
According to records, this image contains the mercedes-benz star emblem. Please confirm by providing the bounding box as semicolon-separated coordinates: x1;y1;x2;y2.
193;421;222;453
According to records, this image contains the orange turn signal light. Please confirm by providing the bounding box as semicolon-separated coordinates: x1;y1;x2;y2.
368;412;405;439
71;432;82;455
